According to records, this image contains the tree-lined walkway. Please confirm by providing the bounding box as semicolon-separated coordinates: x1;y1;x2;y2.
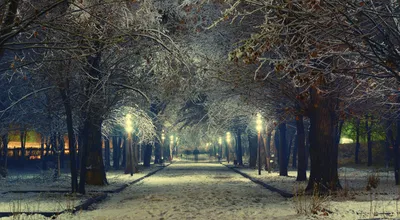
69;162;297;220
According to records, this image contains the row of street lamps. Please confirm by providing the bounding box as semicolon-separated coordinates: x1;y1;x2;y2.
125;112;268;175
125;114;180;169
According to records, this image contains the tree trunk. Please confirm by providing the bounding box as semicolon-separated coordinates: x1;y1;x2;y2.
104;137;110;171
43;136;50;170
121;136;126;168
78;116;107;194
396;117;400;185
86;117;107;185
384;129;391;169
125;134;133;175
154;141;161;164
112;136;120;170
305;125;310;170
20;128;26;161
355;118;361;164
366;115;373;166
274;129;280;165
143;144;152;167
292;131;298;169
132;138;139;171
77;133;83;170
141;143;146;162
1;134;8;169
63;100;78;192
237;129;243;166
296;115;307;181
59;134;65;169
0;0;19;59
279;122;288;176
266;131;272;172
286;132;293;169
139;143;143;163
306;88;341;192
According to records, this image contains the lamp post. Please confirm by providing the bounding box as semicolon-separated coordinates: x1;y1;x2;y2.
169;135;174;161
125;114;134;176
161;130;165;163
256;113;263;175
226;132;231;163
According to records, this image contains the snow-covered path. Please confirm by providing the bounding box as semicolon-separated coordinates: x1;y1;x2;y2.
67;162;297;220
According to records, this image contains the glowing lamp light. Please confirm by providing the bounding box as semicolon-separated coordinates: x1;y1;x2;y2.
226;132;231;143
161;130;165;141
125;114;133;133
256;113;263;132
218;137;222;145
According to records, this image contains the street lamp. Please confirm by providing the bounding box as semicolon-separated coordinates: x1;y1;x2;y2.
161;130;165;162
170;135;174;161
218;137;222;162
226;132;231;163
125;114;134;176
256;113;263;175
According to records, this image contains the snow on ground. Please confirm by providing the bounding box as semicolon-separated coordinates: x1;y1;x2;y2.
0;164;164;213
0;164;164;192
3;162;400;219
230;163;400;219
0;192;90;213
56;162;301;220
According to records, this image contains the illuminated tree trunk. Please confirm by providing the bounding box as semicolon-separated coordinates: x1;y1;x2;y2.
306;88;341;192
